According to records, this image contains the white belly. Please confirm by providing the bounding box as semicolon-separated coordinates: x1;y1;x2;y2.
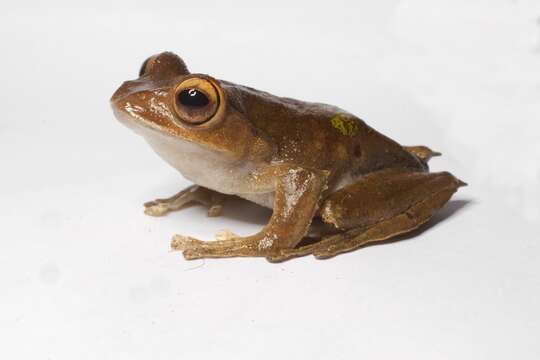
140;128;274;203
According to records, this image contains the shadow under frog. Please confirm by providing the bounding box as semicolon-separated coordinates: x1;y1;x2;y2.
110;52;466;262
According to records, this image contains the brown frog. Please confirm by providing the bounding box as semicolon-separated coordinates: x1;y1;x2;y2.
110;52;466;262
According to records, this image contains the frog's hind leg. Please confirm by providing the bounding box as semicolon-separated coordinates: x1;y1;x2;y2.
144;185;228;217
315;169;465;259
266;169;465;262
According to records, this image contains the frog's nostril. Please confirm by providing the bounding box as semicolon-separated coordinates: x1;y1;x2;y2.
110;88;124;104
110;81;135;103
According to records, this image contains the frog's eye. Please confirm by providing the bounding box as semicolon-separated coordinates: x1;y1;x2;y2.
173;77;220;125
138;52;189;77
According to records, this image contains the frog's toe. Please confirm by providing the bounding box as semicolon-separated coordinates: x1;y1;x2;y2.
182;248;204;260
144;202;170;216
171;234;203;251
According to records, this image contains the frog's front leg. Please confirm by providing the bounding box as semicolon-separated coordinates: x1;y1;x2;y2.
171;167;328;260
144;185;228;217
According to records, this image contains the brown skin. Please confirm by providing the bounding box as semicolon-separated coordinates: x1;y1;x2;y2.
110;52;466;262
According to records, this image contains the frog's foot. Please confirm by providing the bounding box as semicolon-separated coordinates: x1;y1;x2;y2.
171;231;267;260
171;232;318;262
144;185;228;217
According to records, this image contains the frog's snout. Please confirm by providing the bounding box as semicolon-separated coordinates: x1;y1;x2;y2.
110;80;147;129
110;80;137;105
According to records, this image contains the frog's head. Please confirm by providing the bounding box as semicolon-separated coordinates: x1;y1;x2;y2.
110;52;273;161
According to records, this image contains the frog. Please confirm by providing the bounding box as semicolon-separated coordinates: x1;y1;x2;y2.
110;52;466;262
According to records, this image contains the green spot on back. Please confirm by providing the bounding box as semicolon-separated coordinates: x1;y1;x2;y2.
330;114;358;136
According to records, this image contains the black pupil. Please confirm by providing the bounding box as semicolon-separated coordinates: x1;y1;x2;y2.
178;89;209;107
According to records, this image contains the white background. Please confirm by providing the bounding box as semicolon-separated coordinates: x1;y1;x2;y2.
1;0;540;359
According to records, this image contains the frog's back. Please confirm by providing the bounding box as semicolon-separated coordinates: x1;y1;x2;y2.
221;80;425;179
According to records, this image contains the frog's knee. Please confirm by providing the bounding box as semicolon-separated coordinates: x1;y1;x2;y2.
320;200;346;230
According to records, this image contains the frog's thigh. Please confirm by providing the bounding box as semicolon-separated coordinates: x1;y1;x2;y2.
314;169;464;259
